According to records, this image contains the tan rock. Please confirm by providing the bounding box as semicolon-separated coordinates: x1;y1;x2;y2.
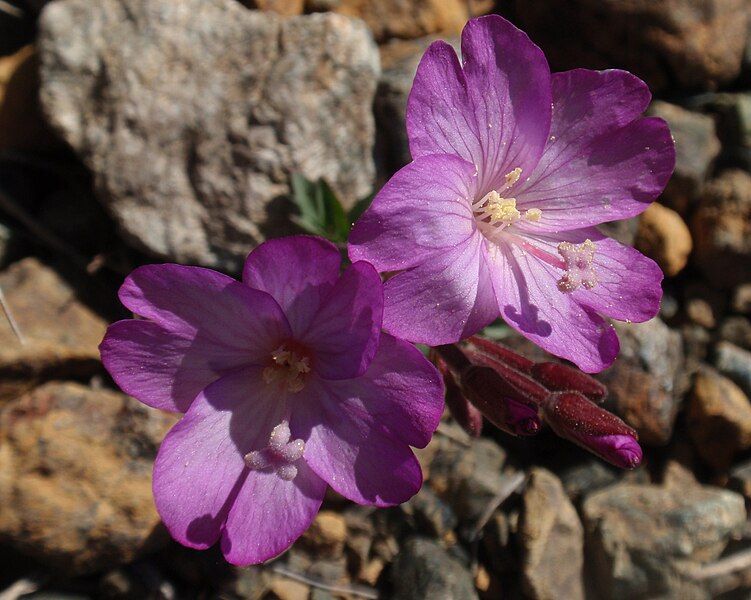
333;0;470;42
303;510;347;555
0;258;107;400
519;468;584;600
269;578;309;600
635;203;692;276
0;382;176;574
687;368;751;470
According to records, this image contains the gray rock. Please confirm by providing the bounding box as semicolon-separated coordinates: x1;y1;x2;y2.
38;0;379;269
582;482;746;600
647;101;720;215
401;486;458;538
428;436;507;521
708;93;751;170
715;341;751;398
559;459;618;503
599;318;684;445
719;316;751;351
390;537;478;600
519;468;584;600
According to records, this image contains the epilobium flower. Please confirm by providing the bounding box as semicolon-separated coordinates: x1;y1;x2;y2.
349;15;675;373
100;236;444;565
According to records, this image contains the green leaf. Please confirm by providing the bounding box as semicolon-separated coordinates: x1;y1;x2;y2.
348;192;374;225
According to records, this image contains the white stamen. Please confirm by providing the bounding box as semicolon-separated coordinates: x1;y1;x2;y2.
244;420;306;481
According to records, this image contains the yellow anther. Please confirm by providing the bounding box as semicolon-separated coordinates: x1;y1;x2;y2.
505;167;522;186
486;194;520;224
524;208;542;222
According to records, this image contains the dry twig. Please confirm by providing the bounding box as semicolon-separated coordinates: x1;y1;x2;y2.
271;564;379;599
469;471;526;541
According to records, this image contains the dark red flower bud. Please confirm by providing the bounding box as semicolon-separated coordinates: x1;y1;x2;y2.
432;351;483;438
541;392;642;469
466;336;534;372
464;349;548;405
459;365;540;437
531;362;607;403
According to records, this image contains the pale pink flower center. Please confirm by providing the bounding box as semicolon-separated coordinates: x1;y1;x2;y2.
471;168;598;294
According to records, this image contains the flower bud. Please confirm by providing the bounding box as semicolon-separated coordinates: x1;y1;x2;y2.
541;391;642;469
464;349;548;404
460;365;540;436
531;362;607;403
466;336;534;372
432;351;483;437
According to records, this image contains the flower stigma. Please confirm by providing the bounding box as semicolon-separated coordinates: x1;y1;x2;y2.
557;239;598;292
244;421;305;481
262;344;311;393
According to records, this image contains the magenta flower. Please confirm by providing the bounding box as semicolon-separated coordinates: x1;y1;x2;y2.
349;15;675;373
99;236;444;565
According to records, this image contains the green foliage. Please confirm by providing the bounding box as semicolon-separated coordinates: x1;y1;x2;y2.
290;174;372;244
480;320;512;340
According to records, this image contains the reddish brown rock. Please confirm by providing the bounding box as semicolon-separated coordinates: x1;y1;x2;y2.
692;170;751;288
0;382;176;574
516;0;751;92
599;319;684;446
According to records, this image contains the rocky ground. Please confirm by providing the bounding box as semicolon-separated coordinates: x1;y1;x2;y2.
1;0;751;598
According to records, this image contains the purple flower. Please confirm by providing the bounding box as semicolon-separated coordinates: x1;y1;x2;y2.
99;236;444;565
349;15;675;373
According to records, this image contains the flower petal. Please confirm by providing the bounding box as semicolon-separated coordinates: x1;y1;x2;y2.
381;233;499;345
119;264;291;350
221;460;326;565
293;378;423;507
152;367;285;550
323;333;444;449
100;320;253;413
515;69;675;231
302;261;383;380
407;15;552;192
348;154;477;272
243;236;342;336
488;243;620;373
528;228;663;324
